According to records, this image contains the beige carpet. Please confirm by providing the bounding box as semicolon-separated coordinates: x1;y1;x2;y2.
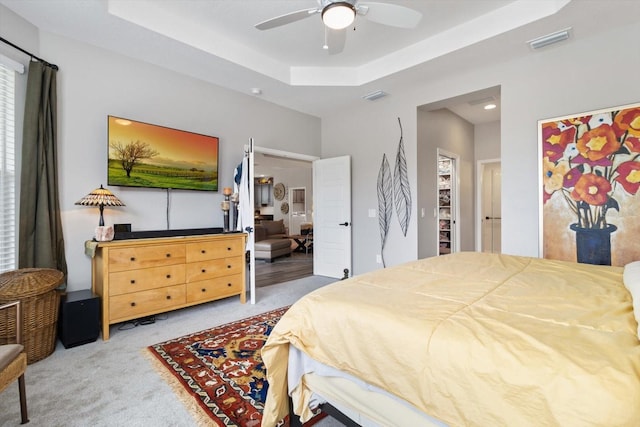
0;275;339;427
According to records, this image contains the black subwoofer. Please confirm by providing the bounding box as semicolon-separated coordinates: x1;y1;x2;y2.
58;290;100;348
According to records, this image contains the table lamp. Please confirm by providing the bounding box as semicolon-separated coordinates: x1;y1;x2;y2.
75;184;125;226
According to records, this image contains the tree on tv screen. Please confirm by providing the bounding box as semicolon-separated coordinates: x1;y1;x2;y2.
109;140;159;178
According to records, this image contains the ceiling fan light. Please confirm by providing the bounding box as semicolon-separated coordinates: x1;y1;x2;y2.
322;2;356;30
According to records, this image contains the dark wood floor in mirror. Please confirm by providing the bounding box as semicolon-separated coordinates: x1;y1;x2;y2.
254;252;313;287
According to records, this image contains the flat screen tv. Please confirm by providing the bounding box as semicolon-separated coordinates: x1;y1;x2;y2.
107;115;219;191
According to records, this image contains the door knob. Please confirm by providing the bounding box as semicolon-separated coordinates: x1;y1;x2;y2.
339;222;350;226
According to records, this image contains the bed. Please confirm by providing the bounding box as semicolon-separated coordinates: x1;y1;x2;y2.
260;252;640;427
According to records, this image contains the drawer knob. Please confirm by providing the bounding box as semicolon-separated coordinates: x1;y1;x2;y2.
201;269;206;273
166;274;171;279
166;253;171;258
227;283;232;287
201;288;206;292
201;249;206;254
130;302;136;307
227;265;231;269
130;257;136;262
166;295;171;300
227;247;231;251
130;279;136;284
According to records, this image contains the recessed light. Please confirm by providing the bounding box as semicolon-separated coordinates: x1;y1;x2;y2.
251;88;262;95
484;104;497;110
468;96;495;106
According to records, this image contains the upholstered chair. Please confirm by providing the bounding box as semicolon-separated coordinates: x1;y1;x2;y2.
0;300;29;424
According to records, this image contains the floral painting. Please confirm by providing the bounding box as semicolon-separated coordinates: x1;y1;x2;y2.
540;103;640;266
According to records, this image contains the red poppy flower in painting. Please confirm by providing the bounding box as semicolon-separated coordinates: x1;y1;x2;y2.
542;104;640;229
613;107;640;137
571;173;611;206
624;136;640;153
542;122;577;162
563;167;582;188
543;141;565;163
615;161;640;195
576;125;620;162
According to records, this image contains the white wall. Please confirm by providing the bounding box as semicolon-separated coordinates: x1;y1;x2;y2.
474;121;501;162
322;20;640;274
322;100;418;273
3;17;321;291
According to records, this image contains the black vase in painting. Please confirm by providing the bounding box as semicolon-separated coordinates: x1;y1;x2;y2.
570;223;617;266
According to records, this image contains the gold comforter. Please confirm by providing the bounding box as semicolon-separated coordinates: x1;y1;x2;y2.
261;252;640;426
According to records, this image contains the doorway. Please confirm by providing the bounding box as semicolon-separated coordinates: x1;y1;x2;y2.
253;152;314;287
417;85;501;258
477;160;502;253
437;150;460;255
246;147;352;301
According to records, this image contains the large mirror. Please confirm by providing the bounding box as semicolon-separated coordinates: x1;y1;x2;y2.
289;187;306;234
254;177;273;208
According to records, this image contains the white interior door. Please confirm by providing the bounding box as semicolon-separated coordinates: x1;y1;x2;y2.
313;156;352;278
479;161;501;253
248;150;256;303
244;145;256;303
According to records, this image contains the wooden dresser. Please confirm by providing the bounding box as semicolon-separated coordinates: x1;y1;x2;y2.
91;233;246;340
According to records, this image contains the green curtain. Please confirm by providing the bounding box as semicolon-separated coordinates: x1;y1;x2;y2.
18;61;67;281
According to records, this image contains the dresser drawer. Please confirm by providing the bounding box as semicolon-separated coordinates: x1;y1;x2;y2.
109;264;186;296
109;285;186;321
186;238;243;262
186;274;244;303
109;244;186;272
186;257;244;282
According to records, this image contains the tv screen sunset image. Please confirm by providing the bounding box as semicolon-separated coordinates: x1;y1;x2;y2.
107;116;219;191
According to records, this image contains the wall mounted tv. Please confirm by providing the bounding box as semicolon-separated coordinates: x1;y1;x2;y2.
107;115;219;191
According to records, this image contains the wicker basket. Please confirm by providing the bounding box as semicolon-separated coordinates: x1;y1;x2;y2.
0;268;64;364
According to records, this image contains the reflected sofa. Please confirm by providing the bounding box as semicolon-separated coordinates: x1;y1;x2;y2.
254;220;292;262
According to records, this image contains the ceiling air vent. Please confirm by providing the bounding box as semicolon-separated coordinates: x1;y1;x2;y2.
528;28;571;50
362;90;387;101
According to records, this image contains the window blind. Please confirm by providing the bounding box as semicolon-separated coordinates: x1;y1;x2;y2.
0;63;16;273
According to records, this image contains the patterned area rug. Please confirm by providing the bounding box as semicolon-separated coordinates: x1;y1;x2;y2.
146;307;324;426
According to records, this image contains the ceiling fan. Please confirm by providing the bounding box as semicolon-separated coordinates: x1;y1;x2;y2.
255;0;422;54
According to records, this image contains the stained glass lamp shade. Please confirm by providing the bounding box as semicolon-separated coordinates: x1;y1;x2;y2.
75;185;125;226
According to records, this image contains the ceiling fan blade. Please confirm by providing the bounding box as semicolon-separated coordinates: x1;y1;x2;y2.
359;2;422;28
255;8;319;30
327;28;346;55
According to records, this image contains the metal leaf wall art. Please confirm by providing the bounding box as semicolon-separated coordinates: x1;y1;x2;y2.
377;153;393;267
377;117;413;268
393;117;411;236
